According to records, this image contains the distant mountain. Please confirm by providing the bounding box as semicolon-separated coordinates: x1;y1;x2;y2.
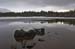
0;8;11;13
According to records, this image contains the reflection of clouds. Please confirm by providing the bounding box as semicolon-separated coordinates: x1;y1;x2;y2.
0;21;66;49
8;22;25;25
8;22;66;41
8;21;52;27
0;22;9;28
57;22;64;24
8;21;70;31
8;22;48;30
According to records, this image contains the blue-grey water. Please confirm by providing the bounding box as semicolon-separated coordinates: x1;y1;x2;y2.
0;17;75;49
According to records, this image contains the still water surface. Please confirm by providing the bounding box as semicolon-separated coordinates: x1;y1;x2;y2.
0;17;75;49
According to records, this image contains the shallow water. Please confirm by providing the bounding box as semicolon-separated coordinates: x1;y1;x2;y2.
0;17;75;49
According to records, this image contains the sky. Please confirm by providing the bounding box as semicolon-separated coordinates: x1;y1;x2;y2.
0;0;75;12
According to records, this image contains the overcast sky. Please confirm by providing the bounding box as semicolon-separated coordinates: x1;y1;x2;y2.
0;0;75;12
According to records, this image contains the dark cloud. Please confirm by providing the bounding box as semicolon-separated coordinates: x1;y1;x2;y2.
0;0;75;6
0;0;75;12
23;0;75;7
21;0;75;6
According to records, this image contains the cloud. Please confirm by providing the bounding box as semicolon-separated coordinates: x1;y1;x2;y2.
0;0;75;6
15;0;75;7
0;0;75;12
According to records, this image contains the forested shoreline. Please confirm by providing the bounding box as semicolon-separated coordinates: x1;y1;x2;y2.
0;10;75;17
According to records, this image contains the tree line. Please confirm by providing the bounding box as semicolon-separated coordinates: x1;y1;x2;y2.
0;10;75;17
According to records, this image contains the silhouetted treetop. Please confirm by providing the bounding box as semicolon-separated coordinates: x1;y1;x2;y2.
0;10;75;17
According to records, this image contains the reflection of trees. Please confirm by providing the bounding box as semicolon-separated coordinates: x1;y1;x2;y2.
14;28;45;49
48;19;75;25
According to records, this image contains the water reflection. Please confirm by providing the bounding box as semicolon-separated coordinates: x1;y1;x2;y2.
1;19;75;49
48;19;75;25
14;28;45;49
10;20;66;49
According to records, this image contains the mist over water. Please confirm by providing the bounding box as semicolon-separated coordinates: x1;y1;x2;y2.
0;17;75;49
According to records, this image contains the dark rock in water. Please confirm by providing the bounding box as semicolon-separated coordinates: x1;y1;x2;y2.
26;45;35;49
38;38;45;42
22;45;25;48
14;28;45;42
26;43;36;49
14;29;36;42
14;28;45;49
35;28;45;36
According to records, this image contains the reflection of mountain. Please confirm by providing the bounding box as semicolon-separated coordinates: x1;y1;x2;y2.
0;8;11;13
